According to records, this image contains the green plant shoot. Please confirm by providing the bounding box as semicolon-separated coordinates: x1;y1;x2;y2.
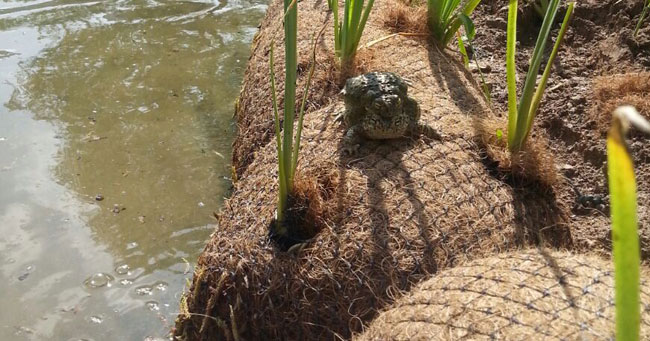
269;0;317;235
456;31;470;67
635;0;650;38
506;0;574;152
427;0;481;46
457;31;491;103
608;106;650;341
331;0;375;67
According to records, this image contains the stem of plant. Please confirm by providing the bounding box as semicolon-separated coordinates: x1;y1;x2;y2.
283;0;298;189
608;106;650;341
524;2;574;139
505;0;518;149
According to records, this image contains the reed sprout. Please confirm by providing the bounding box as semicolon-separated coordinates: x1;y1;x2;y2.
330;0;375;67
269;0;316;236
427;0;481;46
456;32;491;103
635;0;650;38
607;106;650;341
506;0;574;152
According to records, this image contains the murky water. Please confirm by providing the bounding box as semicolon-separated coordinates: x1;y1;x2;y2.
0;0;265;339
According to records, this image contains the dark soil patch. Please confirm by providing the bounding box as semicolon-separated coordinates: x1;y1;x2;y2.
268;174;334;250
471;0;650;257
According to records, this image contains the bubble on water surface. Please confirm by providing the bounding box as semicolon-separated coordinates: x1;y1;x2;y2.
119;279;133;286
18;265;35;281
126;242;138;249
87;315;103;324
135;285;153;296
115;264;130;275
145;301;160;311
153;281;168;291
83;273;114;288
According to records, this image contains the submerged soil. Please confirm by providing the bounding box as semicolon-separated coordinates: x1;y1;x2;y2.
174;0;650;339
471;0;650;257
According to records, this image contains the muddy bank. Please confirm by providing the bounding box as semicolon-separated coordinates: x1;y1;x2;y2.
174;0;649;339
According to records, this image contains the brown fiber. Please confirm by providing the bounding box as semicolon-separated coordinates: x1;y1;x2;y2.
592;72;650;136
474;117;558;188
381;2;428;35
356;249;650;340
173;0;578;339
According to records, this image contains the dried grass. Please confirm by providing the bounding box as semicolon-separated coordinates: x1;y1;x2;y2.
474;117;558;188
381;1;428;34
592;72;650;136
356;249;650;340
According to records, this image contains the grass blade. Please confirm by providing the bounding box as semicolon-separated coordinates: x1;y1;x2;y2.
526;2;574;137
282;0;298;192
333;0;374;67
354;0;375;52
635;0;650;38
511;0;560;150
333;0;340;57
340;0;351;63
506;0;518;149
441;0;481;45
608;106;649;341
456;31;470;67
269;44;288;223
428;0;445;40
291;32;319;178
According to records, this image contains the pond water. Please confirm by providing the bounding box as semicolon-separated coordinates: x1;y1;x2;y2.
0;0;265;339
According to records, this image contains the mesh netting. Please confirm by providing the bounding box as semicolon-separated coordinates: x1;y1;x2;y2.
173;97;572;339
356;249;650;340
171;0;632;340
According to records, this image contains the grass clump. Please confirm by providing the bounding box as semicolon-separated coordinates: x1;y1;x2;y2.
427;0;481;46
329;0;375;68
269;0;317;240
506;0;574;152
607;106;650;341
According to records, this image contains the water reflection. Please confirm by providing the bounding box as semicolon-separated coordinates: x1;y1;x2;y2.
0;0;265;339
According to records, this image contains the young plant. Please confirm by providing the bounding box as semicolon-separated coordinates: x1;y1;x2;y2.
456;31;491;103
269;0;316;236
330;0;375;67
506;0;574;152
427;0;481;46
607;106;650;341
635;0;650;38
